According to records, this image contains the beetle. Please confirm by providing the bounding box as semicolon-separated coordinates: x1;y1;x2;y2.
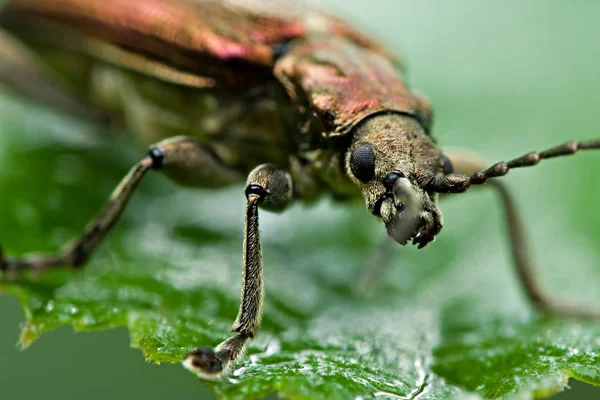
0;0;598;378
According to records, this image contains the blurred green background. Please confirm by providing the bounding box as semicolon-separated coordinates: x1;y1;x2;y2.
1;0;599;399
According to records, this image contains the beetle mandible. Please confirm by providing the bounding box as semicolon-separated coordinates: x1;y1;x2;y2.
0;0;598;377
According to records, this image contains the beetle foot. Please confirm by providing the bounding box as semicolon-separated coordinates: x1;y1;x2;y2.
183;346;225;378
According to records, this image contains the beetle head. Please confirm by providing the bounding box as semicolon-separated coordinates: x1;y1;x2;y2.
345;113;446;248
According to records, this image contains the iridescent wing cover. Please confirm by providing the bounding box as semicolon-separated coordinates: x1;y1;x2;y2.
275;38;430;137
2;0;428;138
3;0;393;88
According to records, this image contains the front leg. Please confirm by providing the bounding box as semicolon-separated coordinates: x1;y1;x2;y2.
184;164;294;377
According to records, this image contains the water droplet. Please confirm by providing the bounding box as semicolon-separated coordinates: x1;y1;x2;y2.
81;313;96;325
299;363;312;372
264;338;281;356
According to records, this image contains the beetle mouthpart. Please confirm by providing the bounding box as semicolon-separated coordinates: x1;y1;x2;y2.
382;177;442;248
382;177;421;245
382;197;419;246
411;211;441;249
385;210;433;246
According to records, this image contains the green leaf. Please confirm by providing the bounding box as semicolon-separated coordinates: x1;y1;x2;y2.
1;92;600;400
2;2;600;399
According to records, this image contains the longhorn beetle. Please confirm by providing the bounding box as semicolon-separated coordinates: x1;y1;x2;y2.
0;0;599;378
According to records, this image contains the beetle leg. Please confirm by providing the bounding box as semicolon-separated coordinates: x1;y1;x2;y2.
443;150;600;318
0;159;153;274
184;164;294;378
0;136;241;276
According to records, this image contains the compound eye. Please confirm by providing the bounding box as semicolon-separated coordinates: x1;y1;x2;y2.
442;154;453;174
350;144;376;182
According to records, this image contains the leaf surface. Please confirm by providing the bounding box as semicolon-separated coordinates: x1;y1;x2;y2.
2;1;600;398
